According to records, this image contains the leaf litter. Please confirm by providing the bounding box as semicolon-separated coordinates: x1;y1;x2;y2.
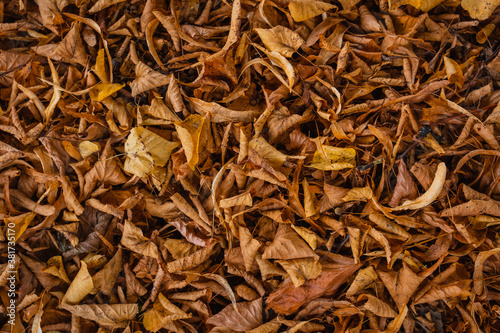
1;0;500;331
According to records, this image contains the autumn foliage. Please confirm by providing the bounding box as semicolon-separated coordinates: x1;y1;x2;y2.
1;0;500;331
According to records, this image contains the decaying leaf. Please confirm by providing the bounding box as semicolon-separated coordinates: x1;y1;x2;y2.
4;0;500;330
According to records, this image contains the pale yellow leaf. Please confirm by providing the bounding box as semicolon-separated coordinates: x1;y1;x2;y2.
342;186;373;202
255;26;304;57
277;258;322;287
79;141;101;159
461;0;500;20
124;127;179;178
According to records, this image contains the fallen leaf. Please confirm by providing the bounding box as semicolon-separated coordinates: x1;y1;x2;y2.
124;127;179;178
255;26;304;57
288;0;336;22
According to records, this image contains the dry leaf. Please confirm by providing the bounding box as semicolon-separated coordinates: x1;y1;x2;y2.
255;26;304;57
288;0;336;22
308;146;356;171
62;261;94;305
124;127;179;178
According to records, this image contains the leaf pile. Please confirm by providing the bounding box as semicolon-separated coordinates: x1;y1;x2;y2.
1;0;500;332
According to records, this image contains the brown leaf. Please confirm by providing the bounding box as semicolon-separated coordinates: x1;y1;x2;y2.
206;298;263;331
267;253;359;315
60;303;138;328
262;224;319;261
120;220;159;259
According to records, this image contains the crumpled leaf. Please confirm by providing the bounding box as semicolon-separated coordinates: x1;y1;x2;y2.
143;293;191;332
391;162;447;211
266;253;360;315
124;127;179;178
175;114;204;170
121;220;159;259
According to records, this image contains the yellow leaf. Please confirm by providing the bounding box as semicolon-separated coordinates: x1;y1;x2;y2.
389;0;444;12
443;56;464;88
277;258;322;287
220;192;253;209
342;186;373;202
307;145;356;170
461;0;500;20
124;127;179;178
79;141;101;159
346;266;378;297
89;82;125;102
255;26;304;57
301;178;319;218
4;212;36;242
93;49;108;83
288;0;336;22
249;137;288;168
391;162;447;211
174;114;204;170
424;133;445;155
291;225;319;250
62;261;94;305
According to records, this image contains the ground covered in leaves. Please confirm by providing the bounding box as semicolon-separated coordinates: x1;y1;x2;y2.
1;0;500;331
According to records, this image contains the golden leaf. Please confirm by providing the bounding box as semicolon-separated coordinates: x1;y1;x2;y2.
62;261;94;305
89;83;125;102
277;258;322;287
307;145;356;170
3;212;36;242
124;127;179;178
174;114;204;170
79;141;101;159
41;256;70;284
255;26;304;58
288;0;336;22
443;56;464;88
461;0;500;20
